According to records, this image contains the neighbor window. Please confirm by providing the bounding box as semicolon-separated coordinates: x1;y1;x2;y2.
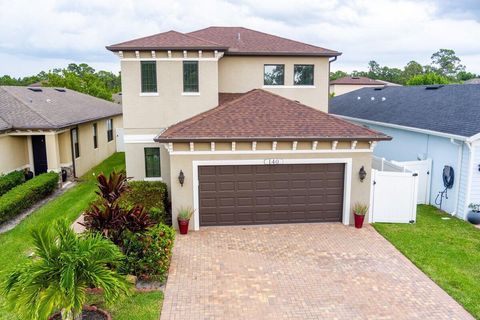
294;64;314;85
93;123;98;149
144;147;161;177
71;128;79;158
183;61;199;92
264;64;285;85
141;61;157;93
107;119;113;142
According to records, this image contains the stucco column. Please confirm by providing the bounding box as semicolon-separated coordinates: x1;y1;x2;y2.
45;133;61;172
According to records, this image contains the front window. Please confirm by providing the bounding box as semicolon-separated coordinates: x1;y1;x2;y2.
264;64;284;85
71;128;79;158
107;119;113;142
144;148;161;177
183;61;199;92
294;64;314;85
93;123;98;149
141;61;157;93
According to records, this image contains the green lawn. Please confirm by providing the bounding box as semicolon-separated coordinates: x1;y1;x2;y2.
0;153;163;320
374;205;480;318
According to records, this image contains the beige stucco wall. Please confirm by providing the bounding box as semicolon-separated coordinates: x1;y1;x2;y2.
72;115;122;177
121;52;219;129
0;134;29;174
58;131;72;165
168;150;372;230
124;142;171;188
219;56;330;112
330;84;384;96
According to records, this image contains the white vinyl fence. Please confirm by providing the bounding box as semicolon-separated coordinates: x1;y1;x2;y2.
370;157;418;223
391;159;432;205
116;128;125;152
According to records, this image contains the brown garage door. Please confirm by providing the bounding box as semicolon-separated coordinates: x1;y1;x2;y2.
199;163;344;226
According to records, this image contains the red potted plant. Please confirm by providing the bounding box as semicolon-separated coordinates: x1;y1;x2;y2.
177;207;194;235
353;203;368;229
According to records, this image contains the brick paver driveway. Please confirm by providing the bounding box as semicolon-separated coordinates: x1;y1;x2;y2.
161;224;473;320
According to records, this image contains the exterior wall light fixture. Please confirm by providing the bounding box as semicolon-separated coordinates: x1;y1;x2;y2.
178;170;185;186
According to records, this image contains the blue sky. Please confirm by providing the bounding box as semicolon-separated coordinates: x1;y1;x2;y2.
0;0;479;77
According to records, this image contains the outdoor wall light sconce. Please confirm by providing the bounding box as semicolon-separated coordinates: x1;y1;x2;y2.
359;166;367;182
178;170;185;187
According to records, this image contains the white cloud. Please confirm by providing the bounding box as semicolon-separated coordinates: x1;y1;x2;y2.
0;0;479;77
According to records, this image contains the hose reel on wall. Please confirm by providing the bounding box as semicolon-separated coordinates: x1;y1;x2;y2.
435;165;454;209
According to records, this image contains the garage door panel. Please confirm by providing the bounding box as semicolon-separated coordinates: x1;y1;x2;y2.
199;163;344;226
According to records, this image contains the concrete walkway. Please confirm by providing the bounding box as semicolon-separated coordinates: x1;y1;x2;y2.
161;223;473;320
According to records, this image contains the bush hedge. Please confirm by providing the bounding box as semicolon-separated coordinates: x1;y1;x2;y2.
121;223;175;281
0;172;58;224
0;170;25;196
119;181;170;224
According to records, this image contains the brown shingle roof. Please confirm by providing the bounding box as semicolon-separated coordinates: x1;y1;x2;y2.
188;27;340;57
106;30;228;51
155;89;389;142
330;76;385;85
0;86;122;131
107;27;340;57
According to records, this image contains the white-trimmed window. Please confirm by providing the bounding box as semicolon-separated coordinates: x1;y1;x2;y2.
107;119;113;142
144;147;161;177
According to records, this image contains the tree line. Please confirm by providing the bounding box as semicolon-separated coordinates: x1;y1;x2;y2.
0;63;121;101
330;49;478;85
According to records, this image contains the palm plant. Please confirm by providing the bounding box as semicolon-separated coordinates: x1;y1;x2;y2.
2;220;130;320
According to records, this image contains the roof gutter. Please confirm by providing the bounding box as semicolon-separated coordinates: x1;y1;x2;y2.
334;115;468;142
154;136;391;143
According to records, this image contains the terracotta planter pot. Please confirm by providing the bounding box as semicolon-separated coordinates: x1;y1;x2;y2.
49;306;111;320
178;219;190;235
354;213;365;229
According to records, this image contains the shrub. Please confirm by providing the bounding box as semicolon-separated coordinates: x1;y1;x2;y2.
82;172;155;246
121;223;175;281
2;220;130;320
0;170;25;196
119;181;169;223
0;172;58;224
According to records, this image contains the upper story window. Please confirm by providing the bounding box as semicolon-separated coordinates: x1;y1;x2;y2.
141;61;157;93
294;64;314;86
107;119;113;142
93;123;98;149
183;61;199;92
264;64;285;85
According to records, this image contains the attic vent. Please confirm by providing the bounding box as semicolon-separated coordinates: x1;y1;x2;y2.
54;88;66;92
351;77;360;79
28;87;42;92
425;85;444;90
373;87;383;91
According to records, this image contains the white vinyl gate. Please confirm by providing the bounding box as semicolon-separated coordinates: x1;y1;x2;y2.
116;128;125;152
392;159;432;204
370;157;418;223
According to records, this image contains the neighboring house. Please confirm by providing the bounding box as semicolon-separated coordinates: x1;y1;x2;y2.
330;76;400;96
107;26;390;230
465;78;480;84
0;86;123;178
330;84;480;219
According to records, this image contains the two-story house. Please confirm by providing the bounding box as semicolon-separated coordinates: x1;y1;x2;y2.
107;27;389;230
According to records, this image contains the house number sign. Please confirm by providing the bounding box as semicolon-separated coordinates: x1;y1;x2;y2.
264;158;283;165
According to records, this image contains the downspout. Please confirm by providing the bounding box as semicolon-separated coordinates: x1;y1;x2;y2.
450;138;463;216
70;128;77;179
464;140;474;220
328;56;338;97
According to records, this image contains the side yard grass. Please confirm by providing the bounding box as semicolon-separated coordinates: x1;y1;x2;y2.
374;205;480;318
0;153;163;320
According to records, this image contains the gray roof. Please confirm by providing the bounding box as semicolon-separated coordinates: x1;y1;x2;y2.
0;86;122;132
329;84;480;138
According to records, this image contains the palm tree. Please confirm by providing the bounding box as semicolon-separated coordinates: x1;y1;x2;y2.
2;220;130;320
